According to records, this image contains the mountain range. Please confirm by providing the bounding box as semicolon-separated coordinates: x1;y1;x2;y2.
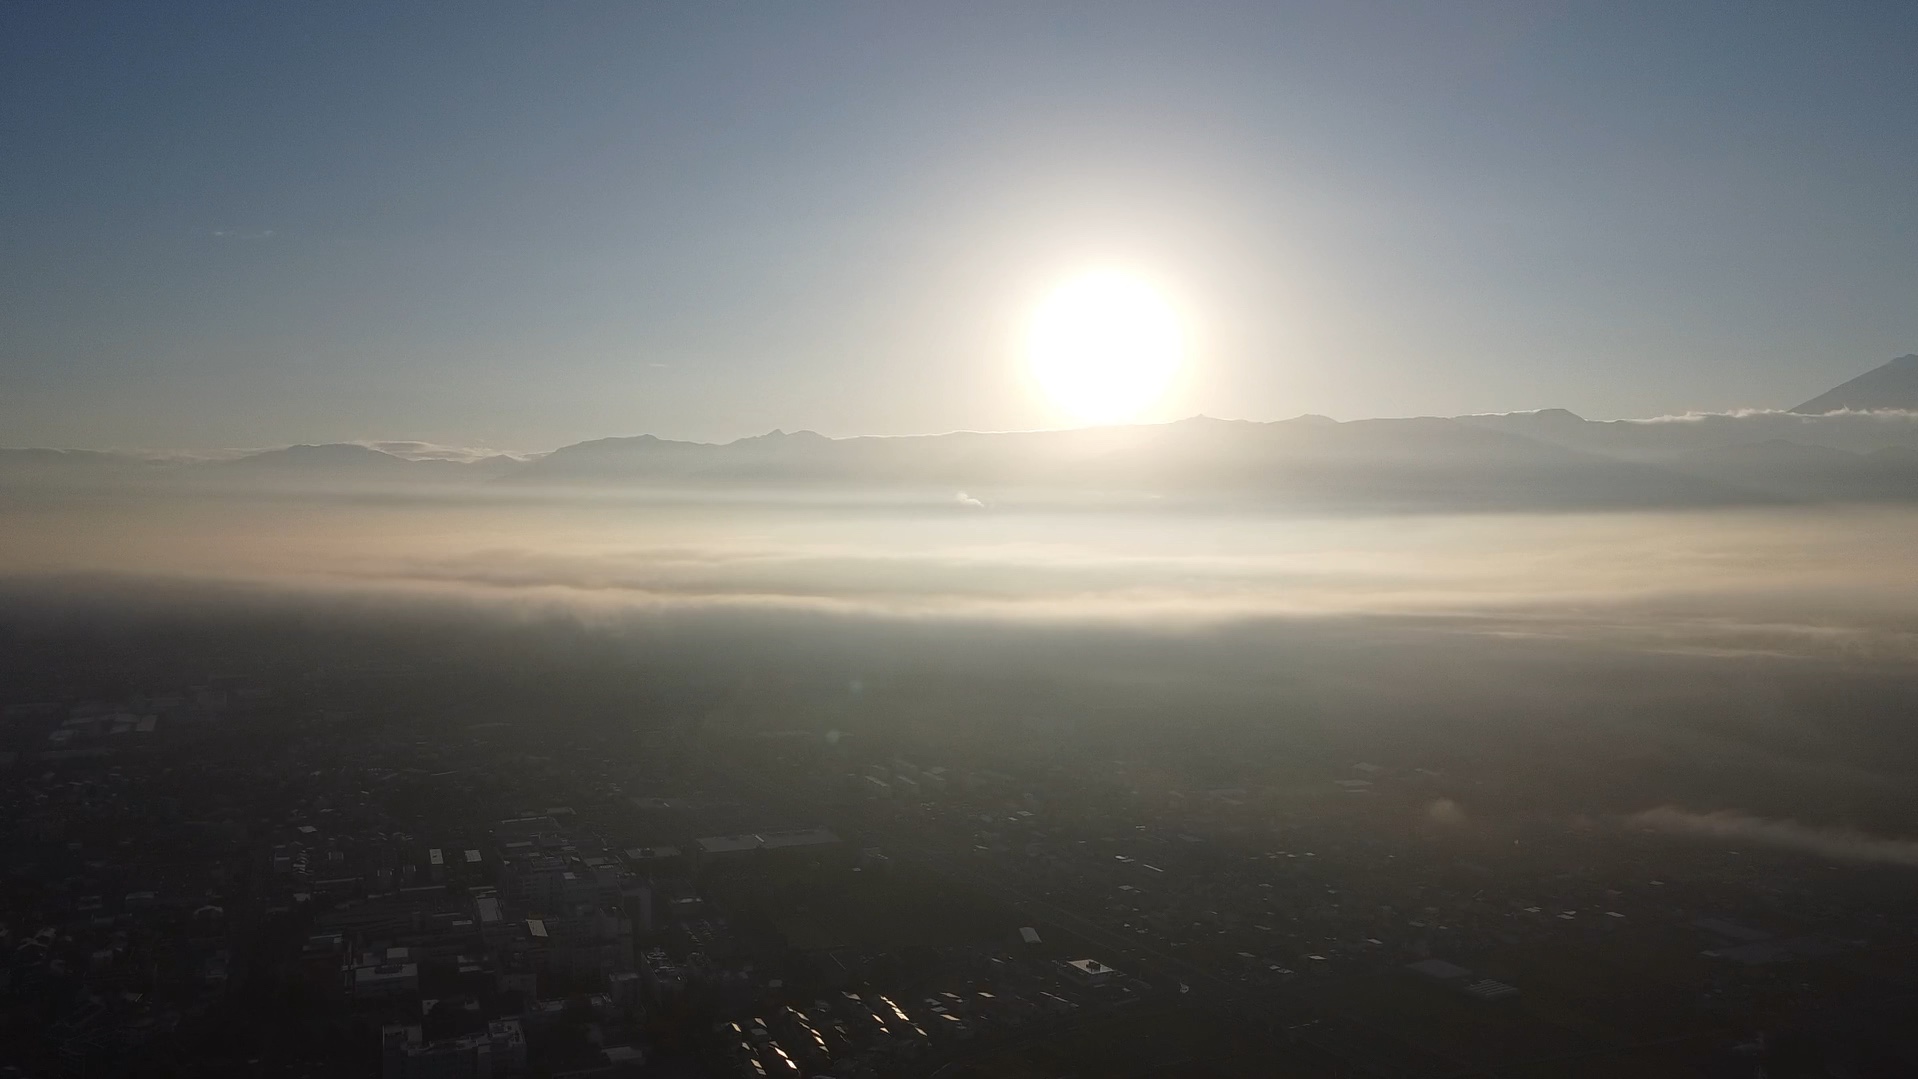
7;354;1918;512
1792;353;1918;414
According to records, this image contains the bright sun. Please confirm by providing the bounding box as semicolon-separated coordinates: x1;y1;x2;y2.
1026;270;1184;424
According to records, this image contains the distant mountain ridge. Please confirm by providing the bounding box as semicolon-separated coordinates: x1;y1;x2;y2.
494;414;1756;511
1793;354;1918;414
4;354;1916;510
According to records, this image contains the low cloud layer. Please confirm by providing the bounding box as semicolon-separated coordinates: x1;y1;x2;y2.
360;440;524;463
5;495;1918;663
1634;407;1918;426
1622;407;1918;454
1629;806;1918;866
1463;405;1918;459
9;496;1918;829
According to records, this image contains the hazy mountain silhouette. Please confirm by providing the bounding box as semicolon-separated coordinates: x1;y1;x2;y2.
501;415;1750;511
215;443;415;472
1668;439;1918;502
0;443;525;494
0;447;155;475
1455;409;1918;459
190;444;527;488
1793;354;1918;414
5;355;1914;509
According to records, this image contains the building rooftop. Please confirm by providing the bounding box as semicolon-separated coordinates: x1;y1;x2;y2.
353;962;417;986
695;829;842;855
624;845;682;861
757;828;840;849
696;834;762;855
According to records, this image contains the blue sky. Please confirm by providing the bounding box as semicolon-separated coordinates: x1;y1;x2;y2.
3;2;1915;450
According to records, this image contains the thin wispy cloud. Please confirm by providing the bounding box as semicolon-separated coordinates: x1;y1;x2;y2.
359;440;521;463
1630;407;1918;426
1457;403;1918;461
1629;806;1918;867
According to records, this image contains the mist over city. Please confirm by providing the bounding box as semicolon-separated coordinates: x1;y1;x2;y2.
5;4;1918;1078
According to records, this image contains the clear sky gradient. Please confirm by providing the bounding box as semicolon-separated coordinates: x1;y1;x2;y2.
4;2;1915;451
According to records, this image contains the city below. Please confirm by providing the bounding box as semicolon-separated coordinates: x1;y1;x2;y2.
3;610;1914;1078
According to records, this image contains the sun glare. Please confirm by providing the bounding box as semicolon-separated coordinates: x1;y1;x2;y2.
1026;270;1184;424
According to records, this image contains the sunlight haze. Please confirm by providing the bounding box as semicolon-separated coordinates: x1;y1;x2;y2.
4;9;1918;1074
4;4;1917;450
